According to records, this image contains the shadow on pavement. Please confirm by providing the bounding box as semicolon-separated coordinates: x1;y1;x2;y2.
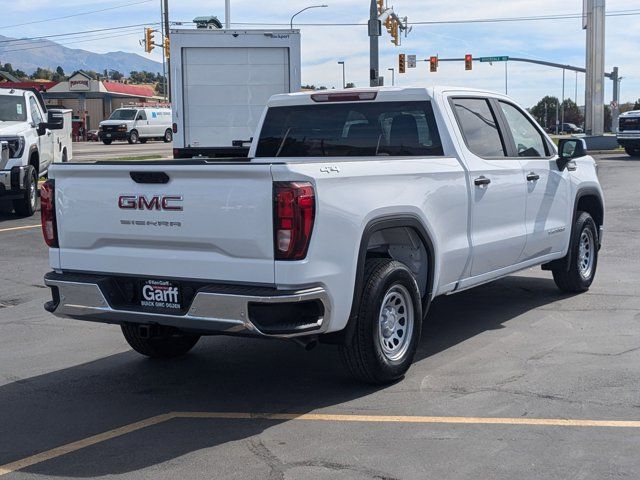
0;274;570;477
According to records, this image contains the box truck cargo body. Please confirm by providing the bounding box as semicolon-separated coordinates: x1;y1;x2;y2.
170;29;301;158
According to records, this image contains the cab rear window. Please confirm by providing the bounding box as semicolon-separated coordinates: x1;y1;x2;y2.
256;101;443;157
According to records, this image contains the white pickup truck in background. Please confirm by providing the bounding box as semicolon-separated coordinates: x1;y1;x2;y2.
42;87;604;384
0;87;72;216
616;109;640;157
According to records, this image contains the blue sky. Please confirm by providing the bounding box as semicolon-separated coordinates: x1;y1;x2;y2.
2;0;638;108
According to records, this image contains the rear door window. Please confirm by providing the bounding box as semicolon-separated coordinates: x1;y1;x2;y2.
256;101;443;157
452;98;506;158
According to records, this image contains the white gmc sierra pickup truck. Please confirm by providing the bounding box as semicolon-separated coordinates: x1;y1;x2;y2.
0;87;72;216
42;87;604;384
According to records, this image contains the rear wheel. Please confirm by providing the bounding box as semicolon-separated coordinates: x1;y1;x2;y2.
121;324;200;358
624;147;640;157
163;129;173;143
552;212;599;293
128;130;139;144
339;259;422;384
13;165;37;217
61;149;68;163
102;139;112;145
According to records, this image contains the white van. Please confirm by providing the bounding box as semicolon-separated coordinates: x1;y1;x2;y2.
98;106;172;145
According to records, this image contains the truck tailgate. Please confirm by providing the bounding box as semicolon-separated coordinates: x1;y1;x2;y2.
52;163;275;284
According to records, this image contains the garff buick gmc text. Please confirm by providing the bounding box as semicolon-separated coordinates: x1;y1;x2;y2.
42;87;604;384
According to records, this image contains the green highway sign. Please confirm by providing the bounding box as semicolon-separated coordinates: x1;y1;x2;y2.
479;56;509;62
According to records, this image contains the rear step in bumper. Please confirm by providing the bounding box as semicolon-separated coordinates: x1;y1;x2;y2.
44;273;331;338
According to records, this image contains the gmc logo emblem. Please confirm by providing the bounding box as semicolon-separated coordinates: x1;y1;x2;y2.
118;195;183;211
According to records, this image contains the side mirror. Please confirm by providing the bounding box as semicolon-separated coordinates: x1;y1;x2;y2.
557;138;587;171
37;111;64;135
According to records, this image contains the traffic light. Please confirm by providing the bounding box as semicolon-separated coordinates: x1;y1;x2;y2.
429;56;438;73
385;16;393;34
465;54;473;71
164;36;170;59
391;20;399;46
398;54;406;74
377;0;385;15
144;28;155;53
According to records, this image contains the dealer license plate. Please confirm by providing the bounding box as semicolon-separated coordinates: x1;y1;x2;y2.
140;279;182;311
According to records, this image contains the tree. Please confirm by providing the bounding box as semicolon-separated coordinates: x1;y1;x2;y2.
530;96;560;129
345;82;356;89
634;99;640;110
110;70;124;81
56;66;65;76
561;99;583;126
155;81;166;95
604;105;612;133
52;66;67;82
14;69;26;79
30;67;53;80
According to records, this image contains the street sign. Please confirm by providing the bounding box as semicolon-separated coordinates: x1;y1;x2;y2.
479;56;509;63
407;55;417;68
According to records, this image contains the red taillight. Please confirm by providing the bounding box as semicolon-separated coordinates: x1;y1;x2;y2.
274;182;315;260
40;179;58;248
172;122;178;133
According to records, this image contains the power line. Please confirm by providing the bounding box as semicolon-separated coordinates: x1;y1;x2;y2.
0;26;147;50
0;23;160;45
0;31;145;54
177;8;640;27
0;0;155;29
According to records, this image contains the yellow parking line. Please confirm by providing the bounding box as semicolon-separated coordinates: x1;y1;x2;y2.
1;411;639;476
0;413;174;476
0;224;40;234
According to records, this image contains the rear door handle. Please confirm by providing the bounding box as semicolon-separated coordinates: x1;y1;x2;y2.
474;176;491;187
526;172;540;181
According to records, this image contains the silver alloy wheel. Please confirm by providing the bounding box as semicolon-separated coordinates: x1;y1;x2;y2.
29;173;36;209
377;284;414;361
578;228;595;280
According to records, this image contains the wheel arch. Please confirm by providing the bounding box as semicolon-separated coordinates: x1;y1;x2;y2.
575;188;604;236
325;214;436;346
28;145;39;172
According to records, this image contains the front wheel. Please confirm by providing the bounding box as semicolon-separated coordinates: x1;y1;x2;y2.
163;129;173;143
121;324;200;358
102;139;112;145
13;166;37;217
128;130;139;144
552;212;599;293
624;147;640;157
339;259;422;384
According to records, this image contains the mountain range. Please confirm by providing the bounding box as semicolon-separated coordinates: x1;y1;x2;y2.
0;35;163;75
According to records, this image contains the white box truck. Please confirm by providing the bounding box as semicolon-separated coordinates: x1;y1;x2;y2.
170;28;301;159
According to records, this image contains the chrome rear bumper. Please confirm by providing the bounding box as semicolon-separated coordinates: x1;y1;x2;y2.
44;272;330;338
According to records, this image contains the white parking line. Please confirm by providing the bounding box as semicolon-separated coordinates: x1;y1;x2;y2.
0;224;40;234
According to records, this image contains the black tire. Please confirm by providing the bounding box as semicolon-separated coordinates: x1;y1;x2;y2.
102;139;112;145
61;149;68;163
339;258;422;384
128;130;139;144
13;165;37;217
139;138;148;144
163;129;173;143
624;147;640;157
552;212;599;293
121;324;200;359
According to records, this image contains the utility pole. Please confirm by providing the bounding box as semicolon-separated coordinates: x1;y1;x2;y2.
561;68;565;130
338;61;346;88
163;0;171;102
160;0;167;101
584;0;605;135
368;0;380;87
611;66;619;132
504;61;508;95
225;0;231;29
388;67;395;86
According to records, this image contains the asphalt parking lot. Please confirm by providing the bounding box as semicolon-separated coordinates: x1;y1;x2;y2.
0;153;638;479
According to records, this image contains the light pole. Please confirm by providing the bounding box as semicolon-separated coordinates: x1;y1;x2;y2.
337;61;346;88
388;67;395;86
290;4;328;30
